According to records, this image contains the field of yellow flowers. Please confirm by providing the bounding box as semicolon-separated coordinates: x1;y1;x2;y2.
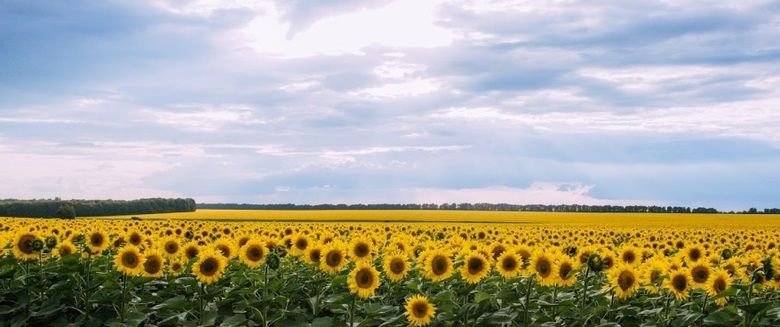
2;212;780;326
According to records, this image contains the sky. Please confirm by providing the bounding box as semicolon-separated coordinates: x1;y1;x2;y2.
1;0;779;210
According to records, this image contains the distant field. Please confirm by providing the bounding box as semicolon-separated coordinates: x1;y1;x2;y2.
105;209;778;227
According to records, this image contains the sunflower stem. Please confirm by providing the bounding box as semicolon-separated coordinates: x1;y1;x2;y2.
552;286;558;322
744;282;754;327
349;294;356;327
120;274;128;323
580;266;590;308
699;292;708;327
198;283;205;324
523;276;534;326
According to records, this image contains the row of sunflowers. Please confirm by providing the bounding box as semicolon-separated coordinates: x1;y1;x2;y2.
1;218;780;326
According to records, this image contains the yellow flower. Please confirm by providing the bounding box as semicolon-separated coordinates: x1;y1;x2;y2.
303;244;323;266
86;230;109;254
126;229;144;247
641;257;668;293
54;241;77;258
115;245;145;276
12;231;41;261
609;263;640;299
183;241;201;261
168;257;186;276
193;249;228;285
530;250;555;286
496;251;522;278
666;269;692;300
290;234;311;256
213;239;237;259
239;239;267;269
320;243;348;275
349;236;374;263
404;295;436;327
683;245;706;263
554;255;578;287
348;263;381;299
383;251;410;282
619;246;641;266
460;252;490;284
422;250;453;282
160;236;181;258
707;269;731;306
142;249;165;278
689;261;712;288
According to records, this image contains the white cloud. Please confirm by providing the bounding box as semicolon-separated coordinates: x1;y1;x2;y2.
231;0;455;58
142;104;278;132
350;78;440;99
406;183;655;205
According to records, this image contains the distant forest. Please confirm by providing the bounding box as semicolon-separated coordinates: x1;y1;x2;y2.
0;198;196;218
199;203;780;214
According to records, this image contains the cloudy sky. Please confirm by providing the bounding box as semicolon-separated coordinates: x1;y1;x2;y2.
1;0;779;210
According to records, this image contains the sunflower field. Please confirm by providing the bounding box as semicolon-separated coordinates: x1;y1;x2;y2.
2;217;780;326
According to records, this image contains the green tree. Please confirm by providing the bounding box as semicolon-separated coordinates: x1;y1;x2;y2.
56;204;76;219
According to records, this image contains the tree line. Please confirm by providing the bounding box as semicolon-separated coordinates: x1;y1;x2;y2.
199;202;779;213
0;198;196;218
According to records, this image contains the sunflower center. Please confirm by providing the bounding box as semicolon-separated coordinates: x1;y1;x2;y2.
90;233;104;246
144;257;162;274
356;268;374;288
308;249;321;263
185;247;199;259
691;266;710;283
491;246;505;259
59;245;73;256
689;249;701;261
502;257;518;271
129;234;141;245
467;257;484;275
18;234;37;254
713;278;727;293
535;258;551;277
200;258;219;277
617;270;635;291
295;238;308;250
622;252;635;264
165;242;179;254
326;251;342;267
431;255;448;275
354;243;369;257
412;302;428;318
650;270;660;283
121;252;139;268
559;262;573;280
672;275;687;291
390;258;406;274
247;246;264;261
217;245;231;258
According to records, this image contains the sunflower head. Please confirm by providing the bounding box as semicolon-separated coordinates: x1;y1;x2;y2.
114;245;146;276
193;249;228;285
383;251;410;282
496;251;521;278
348;263;381;299
460;252;490;284
555;255;579;287
404;295;436;327
665;269;692;300
422;250;453;282
319;243;347;275
239;239;267;269
530;250;555;285
86;230;109;254
12;231;41;261
161;236;181;258
609;264;639;299
142;250;165;278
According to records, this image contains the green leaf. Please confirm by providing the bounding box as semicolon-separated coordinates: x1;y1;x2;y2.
474;291;491;304
219;314;247;327
310;316;334;327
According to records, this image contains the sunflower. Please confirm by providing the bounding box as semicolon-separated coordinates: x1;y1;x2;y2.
665;269;692;300
348;263;381;299
619;246;641;266
422;250;453;282
554;255;578;287
183;241;201;261
642;257;668;293
383;251;410;282
320;243;348;275
404;295;436;327
530;250;555;286
609;264;640;299
126;229;144;247
142;249;165;278
303;245;323;266
460;252;490;284
160;236;181;258
168;257;186;276
290;234;311;256
12;231;41;261
707;269;731;305
54;241;77;258
114;245;145;276
349;236;374;263
239;239;267;269
86;230;109;254
496;251;522;278
689;261;712;288
193;249;228;285
213;239;237;259
683;245;705;263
